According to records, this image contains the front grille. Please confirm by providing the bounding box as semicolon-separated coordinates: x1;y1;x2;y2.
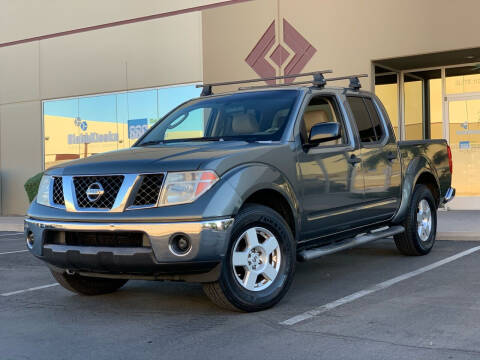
73;175;124;209
45;231;148;248
132;174;165;206
52;177;65;205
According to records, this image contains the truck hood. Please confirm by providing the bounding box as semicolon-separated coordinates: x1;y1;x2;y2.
47;141;288;176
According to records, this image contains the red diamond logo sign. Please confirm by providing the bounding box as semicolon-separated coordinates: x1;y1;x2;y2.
245;19;316;85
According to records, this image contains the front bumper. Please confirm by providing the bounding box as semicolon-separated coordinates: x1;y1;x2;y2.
24;217;233;281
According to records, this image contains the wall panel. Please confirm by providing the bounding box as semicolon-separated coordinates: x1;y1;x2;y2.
0;42;39;105
0;101;42;215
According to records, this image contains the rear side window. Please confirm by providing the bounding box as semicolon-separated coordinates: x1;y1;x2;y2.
347;97;376;143
364;98;384;140
347;96;385;144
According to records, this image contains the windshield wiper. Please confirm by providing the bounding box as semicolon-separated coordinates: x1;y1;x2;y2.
140;136;260;145
163;137;224;143
137;140;164;147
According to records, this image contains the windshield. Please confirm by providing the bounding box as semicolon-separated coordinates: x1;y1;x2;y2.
135;90;300;145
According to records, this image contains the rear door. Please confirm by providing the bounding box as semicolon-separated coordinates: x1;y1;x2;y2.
346;95;401;222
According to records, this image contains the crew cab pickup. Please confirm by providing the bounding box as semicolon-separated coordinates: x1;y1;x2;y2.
25;72;455;311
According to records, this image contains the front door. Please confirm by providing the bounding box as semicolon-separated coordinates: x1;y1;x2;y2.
446;94;480;208
298;94;366;241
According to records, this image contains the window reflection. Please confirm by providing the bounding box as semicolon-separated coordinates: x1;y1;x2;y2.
44;98;80;169
374;66;399;138
403;70;442;140
404;75;423;140
43;84;201;169
428;77;443;139
125;89;158;147
78;94;118;159
446;66;480;94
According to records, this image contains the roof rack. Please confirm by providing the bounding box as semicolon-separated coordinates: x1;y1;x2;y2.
238;74;368;91
196;70;333;96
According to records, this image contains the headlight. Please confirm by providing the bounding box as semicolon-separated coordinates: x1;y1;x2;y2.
36;175;52;206
158;171;219;206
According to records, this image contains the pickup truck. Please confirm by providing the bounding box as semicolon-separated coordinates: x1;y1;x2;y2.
25;71;455;312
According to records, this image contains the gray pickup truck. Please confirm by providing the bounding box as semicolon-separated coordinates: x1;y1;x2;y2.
25;71;455;312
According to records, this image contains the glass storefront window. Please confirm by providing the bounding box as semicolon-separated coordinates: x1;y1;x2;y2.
446;66;480;94
44;98;80;169
78;94;118;159
403;75;423;140
448;98;480;196
374;67;399;139
43;84;201;169
124;89;159;147
428;77;443;139
402;70;442;140
445;64;480;197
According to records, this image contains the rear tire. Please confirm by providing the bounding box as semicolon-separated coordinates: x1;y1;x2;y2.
50;270;128;295
203;204;296;312
394;184;437;256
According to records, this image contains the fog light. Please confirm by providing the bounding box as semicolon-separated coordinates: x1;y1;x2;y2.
169;234;192;256
26;232;35;249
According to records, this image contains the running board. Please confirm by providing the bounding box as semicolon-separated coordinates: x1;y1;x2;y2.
298;225;405;262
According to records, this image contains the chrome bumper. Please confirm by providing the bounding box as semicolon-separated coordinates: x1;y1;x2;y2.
443;187;456;204
24;218;234;266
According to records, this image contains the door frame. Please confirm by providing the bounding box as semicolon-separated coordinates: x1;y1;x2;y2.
444;92;480;143
444;92;480;209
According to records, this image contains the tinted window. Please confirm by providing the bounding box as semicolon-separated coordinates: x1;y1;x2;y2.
364;98;384;140
137;90;300;145
347;96;376;143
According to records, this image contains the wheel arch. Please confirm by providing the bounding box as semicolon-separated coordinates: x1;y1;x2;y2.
242;188;296;238
220;163;301;241
415;172;440;206
391;155;440;224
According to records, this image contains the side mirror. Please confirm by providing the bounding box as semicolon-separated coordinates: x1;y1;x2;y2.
308;122;341;146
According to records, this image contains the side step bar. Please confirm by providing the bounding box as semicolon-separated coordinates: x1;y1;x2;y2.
298;225;405;262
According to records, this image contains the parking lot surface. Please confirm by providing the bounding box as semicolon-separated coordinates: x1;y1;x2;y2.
1;231;480;360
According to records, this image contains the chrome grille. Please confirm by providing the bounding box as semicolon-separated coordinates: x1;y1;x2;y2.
132;174;165;206
52;177;65;205
73;175;124;209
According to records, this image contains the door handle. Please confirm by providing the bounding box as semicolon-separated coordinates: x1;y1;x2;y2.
348;154;362;165
387;151;397;161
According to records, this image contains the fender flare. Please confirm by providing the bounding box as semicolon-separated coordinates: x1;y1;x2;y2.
204;163;301;239
391;155;440;224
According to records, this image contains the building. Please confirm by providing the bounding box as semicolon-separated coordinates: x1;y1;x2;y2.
0;0;479;215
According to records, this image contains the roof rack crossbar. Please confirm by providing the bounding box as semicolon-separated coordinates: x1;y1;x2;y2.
239;80;313;90
325;74;368;90
196;69;333;96
238;74;369;91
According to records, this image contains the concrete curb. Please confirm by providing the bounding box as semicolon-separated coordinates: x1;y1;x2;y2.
0;217;24;233
436;232;480;241
1;225;24;232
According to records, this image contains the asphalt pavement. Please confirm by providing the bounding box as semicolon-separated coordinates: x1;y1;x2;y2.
1;231;480;359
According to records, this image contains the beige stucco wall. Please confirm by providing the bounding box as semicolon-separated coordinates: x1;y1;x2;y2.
0;0;225;44
0;2;210;214
203;0;480;91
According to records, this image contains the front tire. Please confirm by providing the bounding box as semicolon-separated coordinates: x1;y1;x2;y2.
50;270;128;295
394;184;437;256
203;204;296;312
